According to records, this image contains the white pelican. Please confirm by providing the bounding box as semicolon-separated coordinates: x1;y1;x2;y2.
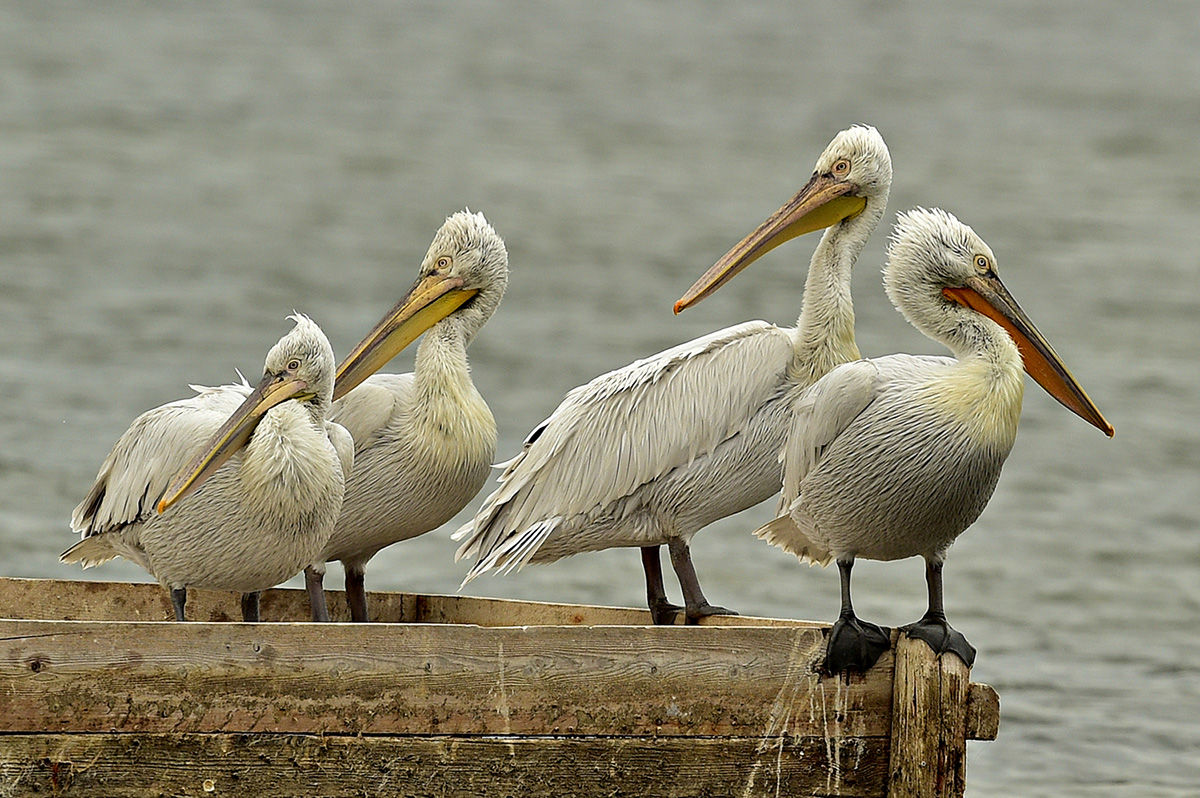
454;126;891;623
751;208;1113;672
62;314;354;622
302;210;507;622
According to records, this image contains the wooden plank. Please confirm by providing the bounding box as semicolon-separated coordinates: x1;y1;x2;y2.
0;619;894;738
965;682;1000;741
0;577;816;627
886;635;972;798
0;732;890;798
410;591;820;628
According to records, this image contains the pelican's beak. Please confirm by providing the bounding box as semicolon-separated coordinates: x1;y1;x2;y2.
674;173;867;313
333;272;478;401
156;369;312;513
943;276;1115;437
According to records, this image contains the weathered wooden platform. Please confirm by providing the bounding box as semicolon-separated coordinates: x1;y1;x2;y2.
0;577;998;797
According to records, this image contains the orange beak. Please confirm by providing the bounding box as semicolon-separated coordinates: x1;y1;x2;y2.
943;275;1114;437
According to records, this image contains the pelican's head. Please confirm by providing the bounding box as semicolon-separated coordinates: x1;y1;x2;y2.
333;210;509;401
886;208;1114;437
157;314;336;513
264;313;337;405
675;124;892;312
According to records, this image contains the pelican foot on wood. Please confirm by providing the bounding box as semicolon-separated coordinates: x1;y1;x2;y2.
826;614;892;675
641;546;684;625
901;615;975;668
824;560;890;674
900;559;976;667
667;538;738;624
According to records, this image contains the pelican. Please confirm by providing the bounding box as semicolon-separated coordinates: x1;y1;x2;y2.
301;210;507;622
454;126;891;623
62;314;354;622
748;208;1113;672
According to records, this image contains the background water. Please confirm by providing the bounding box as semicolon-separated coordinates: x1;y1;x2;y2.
2;2;1197;795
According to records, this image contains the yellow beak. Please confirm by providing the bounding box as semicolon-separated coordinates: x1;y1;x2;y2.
156;371;311;513
674;173;867;313
944;276;1114;437
333;272;478;401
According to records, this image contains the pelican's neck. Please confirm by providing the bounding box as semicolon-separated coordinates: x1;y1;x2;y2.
923;305;1026;449
790;207;881;386
947;311;1025;382
301;396;330;428
407;315;497;462
414;318;473;396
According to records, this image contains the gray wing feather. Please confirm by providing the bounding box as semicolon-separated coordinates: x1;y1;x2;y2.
328;373;413;451
69;381;253;537
454;320;794;572
758;359;883;566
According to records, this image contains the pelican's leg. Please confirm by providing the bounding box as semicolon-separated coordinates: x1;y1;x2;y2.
667;538;738;625
170;587;187;621
304;565;331;623
825;558;891;674
345;565;369;623
241;591;260;622
641;546;683;625
901;558;976;667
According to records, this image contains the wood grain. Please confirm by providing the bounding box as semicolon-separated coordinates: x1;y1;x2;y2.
0;618;895;738
0;577;819;627
886;634;972;798
0;732;891;798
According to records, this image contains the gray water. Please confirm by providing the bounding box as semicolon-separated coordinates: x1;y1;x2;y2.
2;2;1197;795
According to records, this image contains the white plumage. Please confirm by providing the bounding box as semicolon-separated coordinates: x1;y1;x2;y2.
756;208;1114;672
63;315;353;621
454;126;892;623
303;211;506;621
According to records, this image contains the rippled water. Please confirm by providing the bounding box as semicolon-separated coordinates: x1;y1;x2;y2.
2;2;1198;795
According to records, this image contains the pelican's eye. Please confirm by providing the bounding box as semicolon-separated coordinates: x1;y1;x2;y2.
436;256;452;270
973;254;990;274
286;358;302;372
832;158;851;177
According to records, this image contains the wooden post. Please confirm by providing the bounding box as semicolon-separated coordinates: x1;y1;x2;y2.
887;633;978;798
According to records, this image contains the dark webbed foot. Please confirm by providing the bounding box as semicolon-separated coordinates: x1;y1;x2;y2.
901;613;976;667
684;602;739;625
824;558;890;674
648;597;684;625
825;614;892;674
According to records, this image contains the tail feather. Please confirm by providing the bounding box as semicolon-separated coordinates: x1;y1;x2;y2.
754;516;833;567
59;535;120;569
458;517;560;587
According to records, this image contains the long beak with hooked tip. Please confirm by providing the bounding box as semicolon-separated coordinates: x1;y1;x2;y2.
156;370;313;514
943;275;1115;437
333;272;479;402
674;172;867;314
